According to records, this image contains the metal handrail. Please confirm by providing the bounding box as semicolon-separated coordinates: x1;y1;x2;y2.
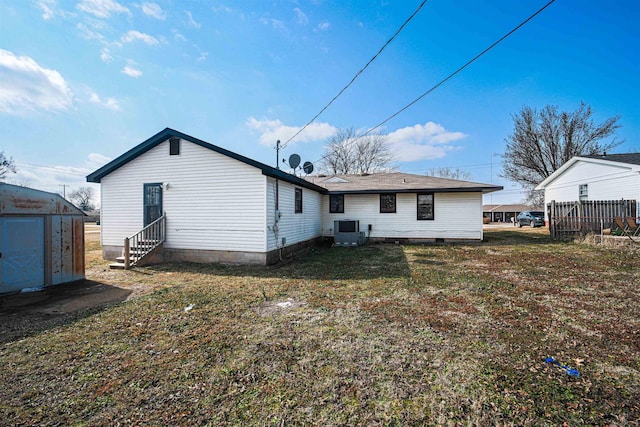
124;215;166;268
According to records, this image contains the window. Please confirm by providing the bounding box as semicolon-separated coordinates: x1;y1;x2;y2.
330;194;344;213
380;193;396;213
169;137;180;155
295;188;303;213
579;184;588;201
417;193;434;220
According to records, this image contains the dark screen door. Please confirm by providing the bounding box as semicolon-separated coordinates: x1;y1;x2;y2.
144;183;163;226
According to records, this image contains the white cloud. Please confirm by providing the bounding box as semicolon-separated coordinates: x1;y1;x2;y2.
293;8;308;25
185;10;201;29
86;152;111;169
197;51;208;62
0;49;73;114
142;2;166;20
121;30;159;46
261;17;286;31
246;117;337;146
10;154;107;206
212;5;233;14
386;122;467;161
88;90;121;111
77;22;105;42
38;0;56;20
172;29;187;42
316;20;330;31
121;64;142;78
77;0;130;18
100;47;113;62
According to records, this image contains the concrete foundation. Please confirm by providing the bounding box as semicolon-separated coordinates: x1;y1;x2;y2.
102;237;324;266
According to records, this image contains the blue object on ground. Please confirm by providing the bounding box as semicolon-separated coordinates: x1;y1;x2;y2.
545;357;580;378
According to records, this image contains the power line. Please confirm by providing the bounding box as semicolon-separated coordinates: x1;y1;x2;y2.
313;0;555;167
360;0;555;139
280;0;429;150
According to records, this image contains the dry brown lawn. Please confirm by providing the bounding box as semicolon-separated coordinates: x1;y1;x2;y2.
0;227;638;425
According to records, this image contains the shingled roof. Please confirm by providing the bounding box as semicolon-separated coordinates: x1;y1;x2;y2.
583;152;640;165
307;172;502;194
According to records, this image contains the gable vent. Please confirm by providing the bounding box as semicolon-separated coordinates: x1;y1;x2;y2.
169;137;180;155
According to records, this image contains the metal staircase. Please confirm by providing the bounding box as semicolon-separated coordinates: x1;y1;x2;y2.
110;215;166;269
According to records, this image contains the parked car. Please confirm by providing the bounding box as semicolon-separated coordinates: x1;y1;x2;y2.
516;210;545;227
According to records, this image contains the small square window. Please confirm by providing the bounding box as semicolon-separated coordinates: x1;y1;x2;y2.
417;193;434;220
579;184;588;201
380;193;396;213
169;138;180;156
330;194;344;213
295;188;303;213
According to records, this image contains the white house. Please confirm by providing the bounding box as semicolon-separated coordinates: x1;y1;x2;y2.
87;128;502;266
536;153;640;215
308;173;501;242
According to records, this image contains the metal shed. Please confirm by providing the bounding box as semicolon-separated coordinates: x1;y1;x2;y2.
0;183;85;294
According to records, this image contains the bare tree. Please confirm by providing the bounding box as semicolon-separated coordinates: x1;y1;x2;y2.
0;152;17;180
68;186;96;211
427;167;471;181
321;128;395;175
502;102;621;203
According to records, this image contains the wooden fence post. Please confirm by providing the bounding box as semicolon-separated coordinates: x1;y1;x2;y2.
124;237;130;269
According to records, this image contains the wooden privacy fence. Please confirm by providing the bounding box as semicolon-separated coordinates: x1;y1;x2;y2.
547;200;638;240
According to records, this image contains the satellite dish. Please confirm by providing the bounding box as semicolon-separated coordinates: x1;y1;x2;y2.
288;154;301;169
302;161;314;175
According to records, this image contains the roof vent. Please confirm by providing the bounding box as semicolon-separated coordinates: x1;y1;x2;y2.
323;176;350;183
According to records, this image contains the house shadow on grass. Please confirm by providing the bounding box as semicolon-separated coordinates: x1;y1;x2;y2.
0;280;132;344
134;231;563;283
482;229;558;246
145;243;413;281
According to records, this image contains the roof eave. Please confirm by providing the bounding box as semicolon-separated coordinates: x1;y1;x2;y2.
536;156;640;190
325;185;503;194
85;128;327;193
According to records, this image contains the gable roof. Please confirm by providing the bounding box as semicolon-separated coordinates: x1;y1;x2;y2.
86;128;327;193
306;172;502;194
536;152;640;190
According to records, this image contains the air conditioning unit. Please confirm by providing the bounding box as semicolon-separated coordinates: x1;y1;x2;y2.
333;220;366;247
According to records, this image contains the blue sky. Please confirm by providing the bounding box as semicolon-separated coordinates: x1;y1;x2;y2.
1;0;638;205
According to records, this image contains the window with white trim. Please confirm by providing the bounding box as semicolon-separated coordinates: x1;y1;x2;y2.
579;184;588;201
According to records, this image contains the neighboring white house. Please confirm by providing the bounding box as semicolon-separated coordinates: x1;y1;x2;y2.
535;153;640;215
87;128;502;265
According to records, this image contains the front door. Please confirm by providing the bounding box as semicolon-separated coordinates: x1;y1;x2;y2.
144;183;163;226
0;217;45;293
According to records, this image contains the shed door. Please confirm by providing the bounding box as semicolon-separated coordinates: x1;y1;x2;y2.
144;183;163;227
0;217;45;293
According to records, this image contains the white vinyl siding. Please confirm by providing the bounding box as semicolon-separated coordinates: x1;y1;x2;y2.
266;178;322;251
101;139;267;252
543;161;640;209
321;192;483;240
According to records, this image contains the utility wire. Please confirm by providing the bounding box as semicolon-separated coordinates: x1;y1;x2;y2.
314;0;555;166
280;0;428;150
360;0;555;139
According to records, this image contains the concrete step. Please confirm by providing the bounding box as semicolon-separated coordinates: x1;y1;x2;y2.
109;262;126;270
